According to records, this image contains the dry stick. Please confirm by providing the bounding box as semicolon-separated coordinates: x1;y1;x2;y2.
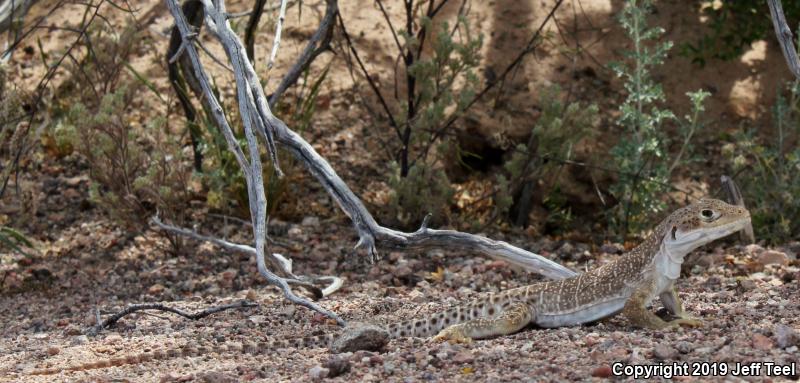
165;0;343;326
151;217;343;298
767;0;800;79
166;0;575;324
181;0;577;280
337;12;402;140
244;0;266;62
268;0;337;108
267;0;287;69
94;301;258;332
416;0;566;166
720;175;755;244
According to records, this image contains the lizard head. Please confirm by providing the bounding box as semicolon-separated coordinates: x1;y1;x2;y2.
662;198;751;254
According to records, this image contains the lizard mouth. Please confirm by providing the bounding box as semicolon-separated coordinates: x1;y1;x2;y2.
673;216;751;246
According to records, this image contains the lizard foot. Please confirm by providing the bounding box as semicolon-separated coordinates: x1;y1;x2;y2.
432;326;473;344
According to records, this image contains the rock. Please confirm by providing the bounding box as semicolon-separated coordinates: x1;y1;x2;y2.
330;324;389;353
774;324;799;349
591;365;613;378
323;356;351;378
653;344;677;360
752;333;773;350
600;243;624;254
63;325;82;336
393;265;413;278
739;279;757;291
105;334;122;343
757;250;790;267
301;216;320;227
148;283;165;295
220;268;238;281
452;350;474;364
557;242;575;257
675;341;694;354
70;335;89;345
744;244;765;256
46;346;60;356
197;371;238;383
308;365;329;380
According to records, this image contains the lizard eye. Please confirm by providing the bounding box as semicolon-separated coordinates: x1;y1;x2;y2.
700;209;715;220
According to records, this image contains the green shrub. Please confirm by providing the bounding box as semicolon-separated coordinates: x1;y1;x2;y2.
609;0;710;237
501;85;598;229
388;161;454;227
724;79;800;244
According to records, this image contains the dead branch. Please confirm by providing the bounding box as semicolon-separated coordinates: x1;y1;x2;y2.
92;301;258;333
0;0;38;36
767;0;800;79
269;0;337;108
151;216;343;299
166;0;343;325
267;0;288;69
720;175;755;244
164;0;575;324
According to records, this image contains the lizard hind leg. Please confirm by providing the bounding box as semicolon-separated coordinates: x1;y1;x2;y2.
432;302;533;344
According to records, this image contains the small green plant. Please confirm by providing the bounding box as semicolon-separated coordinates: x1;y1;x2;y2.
723;80;800;244
0;226;33;255
388;161;454;227
609;0;710;237
378;10;482;224
41;23;195;245
201;63;331;219
501;85;598;229
58;87;194;234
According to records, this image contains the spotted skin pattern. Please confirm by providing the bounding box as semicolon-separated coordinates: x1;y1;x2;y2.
30;199;750;374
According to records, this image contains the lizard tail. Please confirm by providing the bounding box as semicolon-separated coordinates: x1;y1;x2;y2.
386;301;498;339
29;334;337;375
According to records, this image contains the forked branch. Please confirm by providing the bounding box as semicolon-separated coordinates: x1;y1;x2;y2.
164;0;575;325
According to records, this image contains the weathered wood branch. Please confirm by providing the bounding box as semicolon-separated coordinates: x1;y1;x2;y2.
767;0;800;79
720;175;755;244
164;0;575;324
0;0;38;34
166;0;344;326
268;0;337;108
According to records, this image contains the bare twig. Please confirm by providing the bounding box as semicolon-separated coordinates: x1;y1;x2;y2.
720;175;755;244
337;12;402;140
269;0;337;107
267;0;287;69
92;301;258;333
767;0;800;79
164;0;575;325
417;0;565;165
244;0;265;62
166;0;345;325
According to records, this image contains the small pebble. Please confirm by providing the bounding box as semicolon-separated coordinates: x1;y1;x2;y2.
308;365;329;380
591;365;612;378
752;333;773;351
653;344;677;360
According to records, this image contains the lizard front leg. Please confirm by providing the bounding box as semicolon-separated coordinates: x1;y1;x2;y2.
432;302;533;343
623;283;699;330
659;287;702;326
